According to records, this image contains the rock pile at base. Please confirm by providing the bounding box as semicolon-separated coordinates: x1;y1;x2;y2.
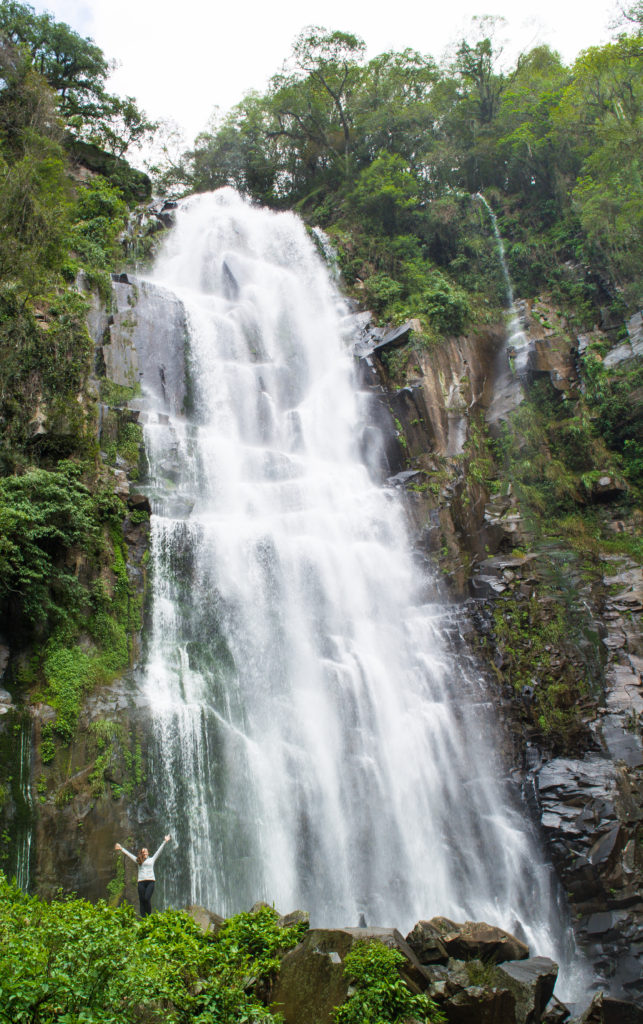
185;904;643;1024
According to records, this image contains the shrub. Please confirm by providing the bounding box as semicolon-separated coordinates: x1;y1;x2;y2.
0;876;307;1024
334;939;445;1024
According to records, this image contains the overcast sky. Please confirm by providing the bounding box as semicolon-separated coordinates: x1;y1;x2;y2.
33;0;620;146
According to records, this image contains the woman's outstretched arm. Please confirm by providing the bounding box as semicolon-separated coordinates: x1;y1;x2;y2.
149;835;171;864
114;842;137;863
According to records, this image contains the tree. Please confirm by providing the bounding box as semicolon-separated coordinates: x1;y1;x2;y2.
553;32;643;292
348;151;420;235
0;38;71;295
290;27;366;169
495;45;570;209
353;49;438;166
0;0;155;154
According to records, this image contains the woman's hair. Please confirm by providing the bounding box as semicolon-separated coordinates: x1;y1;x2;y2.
136;848;147;865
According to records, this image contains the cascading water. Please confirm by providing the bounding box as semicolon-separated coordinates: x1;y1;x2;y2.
137;188;583;994
15;716;33;890
475;194;532;426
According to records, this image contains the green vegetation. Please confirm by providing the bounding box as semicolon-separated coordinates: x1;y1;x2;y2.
494;371;640;523
155;14;641;333
491;588;597;746
334;940;445;1024
0;876;308;1023
0;1;151;796
0;1;155;156
476;363;639;747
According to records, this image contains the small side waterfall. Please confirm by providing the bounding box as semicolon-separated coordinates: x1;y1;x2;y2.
15;715;33;890
137;189;584;996
475;195;532;425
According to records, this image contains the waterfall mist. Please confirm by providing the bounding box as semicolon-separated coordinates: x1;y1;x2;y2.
136;188;582;993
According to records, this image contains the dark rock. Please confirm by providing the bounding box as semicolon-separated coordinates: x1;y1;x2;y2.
494;957;558;1024
578;992;643;1023
149;199;178;228
271;927;432;1024
270;929;353;1024
388;470;423;487
127;493;152;514
542;995;571;1022
373;319;420;355
586;912;615;936
442;984;516;1023
588;827;622;868
222;260;240;299
406;919;449;964
428;917;530;963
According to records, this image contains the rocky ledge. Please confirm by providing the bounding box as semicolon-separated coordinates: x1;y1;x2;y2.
186;904;643;1024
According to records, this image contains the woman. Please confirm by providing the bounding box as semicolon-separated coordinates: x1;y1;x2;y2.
114;834;171;916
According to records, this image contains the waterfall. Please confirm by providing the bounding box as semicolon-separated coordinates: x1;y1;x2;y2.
137;188;582;993
15;716;33;890
475;193;531;380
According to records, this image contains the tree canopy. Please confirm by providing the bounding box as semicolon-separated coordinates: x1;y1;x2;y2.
156;17;641;327
0;1;155;154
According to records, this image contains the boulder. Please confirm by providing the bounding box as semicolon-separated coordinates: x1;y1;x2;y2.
441;984;516;1023
185;904;225;934
278;910;310;929
270;929;353;1024
372;318;422;355
494;957;558;1024
578;992;643;1023
127;492;152;514
270;927;431;1024
427;917;530;963
406;919;449;964
541;995;571;1022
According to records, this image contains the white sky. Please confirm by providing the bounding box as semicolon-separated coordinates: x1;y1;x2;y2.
33;0;620;146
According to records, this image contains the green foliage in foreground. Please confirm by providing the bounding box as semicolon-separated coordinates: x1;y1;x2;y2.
334;940;445;1024
0;876;307;1023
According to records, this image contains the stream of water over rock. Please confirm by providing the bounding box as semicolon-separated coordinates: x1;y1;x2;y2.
136;189;583;995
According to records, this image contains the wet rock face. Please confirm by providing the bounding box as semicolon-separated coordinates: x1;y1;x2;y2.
101;278;188;413
536;752;643;1000
355;299;643;1008
33;701;156;905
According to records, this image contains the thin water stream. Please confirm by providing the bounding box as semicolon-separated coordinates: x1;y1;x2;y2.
475;194;533;426
136;189;584;997
16;716;33;890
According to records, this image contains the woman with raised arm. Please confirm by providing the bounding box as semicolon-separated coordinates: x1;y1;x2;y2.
114;834;171;916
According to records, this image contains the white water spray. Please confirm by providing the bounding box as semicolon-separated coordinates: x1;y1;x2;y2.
137;188;583;993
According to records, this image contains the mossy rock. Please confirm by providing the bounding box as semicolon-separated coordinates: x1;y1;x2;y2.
65;137;152;205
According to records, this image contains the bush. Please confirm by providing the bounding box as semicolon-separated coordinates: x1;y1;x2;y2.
0;465;100;628
0;877;307;1024
418;271;471;335
334;940;445;1024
